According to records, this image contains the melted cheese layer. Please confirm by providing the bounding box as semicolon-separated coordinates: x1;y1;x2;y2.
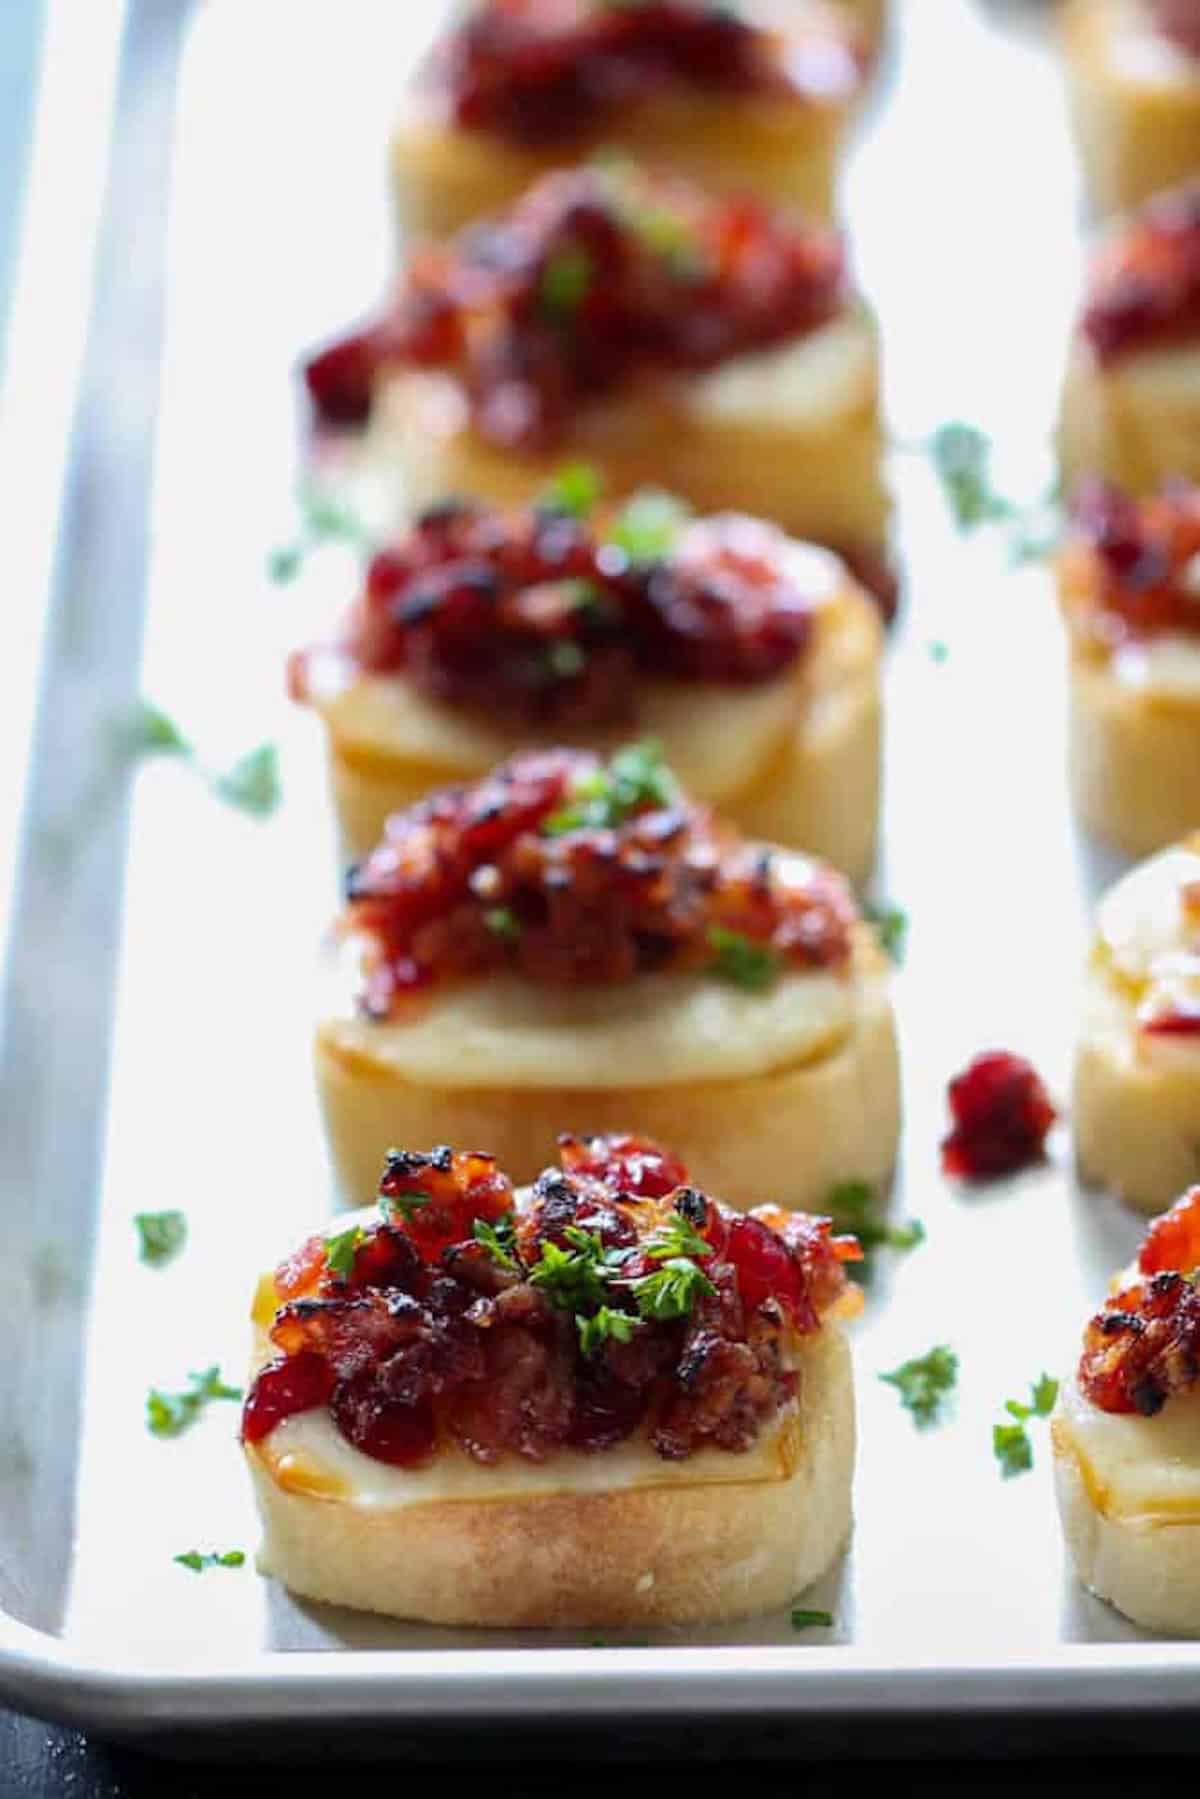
1111;633;1200;697
319;951;857;1092
1093;837;1200;1060
688;311;875;431
1057;1372;1200;1521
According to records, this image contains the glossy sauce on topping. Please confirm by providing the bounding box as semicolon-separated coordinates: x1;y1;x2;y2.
940;1050;1057;1180
303;163;848;451
1081;184;1200;364
241;1135;860;1467
340;746;856;1012
1066;480;1200;644
290;500;820;725
431;0;857;147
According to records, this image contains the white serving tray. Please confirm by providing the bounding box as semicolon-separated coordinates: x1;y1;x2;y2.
2;0;1198;1746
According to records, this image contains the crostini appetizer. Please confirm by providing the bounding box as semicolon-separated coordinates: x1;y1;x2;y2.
1053;1184;1200;1634
1074;834;1200;1213
1063;0;1200;215
393;1;866;240
1058;479;1200;856
316;746;901;1209
290;488;884;877
242;1135;862;1626
304;161;893;589
1058;182;1200;494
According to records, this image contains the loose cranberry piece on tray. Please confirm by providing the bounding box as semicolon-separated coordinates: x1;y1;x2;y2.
940;1050;1057;1180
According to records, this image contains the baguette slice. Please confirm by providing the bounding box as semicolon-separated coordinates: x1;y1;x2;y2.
318;924;899;1212
1058;335;1200;497
311;545;883;877
1062;0;1200;216
1073;836;1200;1213
245;1204;856;1628
369;306;890;563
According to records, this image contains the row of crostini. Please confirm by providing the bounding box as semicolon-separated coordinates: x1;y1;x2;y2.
230;2;1200;1637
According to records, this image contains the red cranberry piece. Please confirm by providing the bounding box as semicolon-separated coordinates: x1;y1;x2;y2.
303;330;377;426
724;1214;814;1329
941;1050;1057;1180
329;1375;437;1467
241;1351;335;1443
558;1131;690;1198
338;1225;427;1296
1139;1186;1200;1275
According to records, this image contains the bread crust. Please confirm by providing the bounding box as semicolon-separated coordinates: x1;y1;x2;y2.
1053;1406;1200;1634
315;934;899;1212
1061;0;1200;216
392;87;846;241
1065;648;1200;857
1073;953;1200;1214
245;1322;854;1627
1058;335;1200;497
368;310;889;559
320;569;883;878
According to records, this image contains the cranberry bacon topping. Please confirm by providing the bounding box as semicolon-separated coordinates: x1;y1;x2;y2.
940;1051;1057;1181
303;162;848;450
242;1135;861;1467
1081;184;1200;365
1148;0;1200;59
1066;480;1200;645
340;745;857;1011
290;496;822;725
1075;1190;1200;1417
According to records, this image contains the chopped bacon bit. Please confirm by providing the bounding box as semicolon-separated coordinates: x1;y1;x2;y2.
1078;1271;1200;1416
432;0;858;147
1065;479;1200;645
273;1233;329;1303
241;1139;860;1467
302;163;848;452
341;748;856;1009
940;1051;1057;1181
1081;184;1200;365
1139;1187;1200;1276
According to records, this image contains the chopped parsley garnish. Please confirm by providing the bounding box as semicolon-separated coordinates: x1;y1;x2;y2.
114;702;191;760
790;1608;834;1631
528;1230;614;1313
382;1187;431;1222
607;488;693;564
134;1210;187;1266
928;422;1014;532
267;485;369;584
540;248;594;318
324;1224;365;1279
212;743;280;818
539;462;601;519
147;1367;242;1439
174;1549;245;1573
542;741;677;835
473;1214;520;1271
707;926;779;993
627;1257;716;1322
927;639;949;664
827;1180;924;1256
483;906;522;942
862;901;908;966
642;1212;712;1264
577;1306;639;1356
993;1373;1059;1478
880;1345;957;1426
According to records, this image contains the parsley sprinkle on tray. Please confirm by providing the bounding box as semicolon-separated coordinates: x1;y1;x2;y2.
174;1550;245;1573
146;1367;242;1439
993;1374;1059;1478
827;1180;924;1259
134;1209;187;1266
880;1345;957;1426
790;1608;834;1631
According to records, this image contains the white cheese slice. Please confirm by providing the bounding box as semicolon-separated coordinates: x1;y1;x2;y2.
687;310;875;432
1112;633;1200;697
1058;1371;1200;1522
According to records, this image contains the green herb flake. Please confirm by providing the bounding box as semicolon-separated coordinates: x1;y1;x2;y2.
862;901;908;966
483;906;522;943
993;1422;1033;1478
540;248;593;319
607;488;693;564
880;1345;957;1426
790;1608;834;1631
627;1257;716;1323
134;1210;187;1267
927;639;949;664
539;462;602;519
643;1212;712;1264
324;1224;366;1280
113;701;192;761
929;422;1015;532
707;926;779;993
147;1366;242;1439
577;1306;639;1356
383;1187;432;1223
528;1234;610;1313
267;487;369;584
174;1549;246;1573
826;1180;924;1258
473;1214;519;1272
211;743;280;818
542;741;677;836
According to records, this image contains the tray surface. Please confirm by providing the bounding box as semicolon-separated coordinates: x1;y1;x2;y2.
3;0;1198;1736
